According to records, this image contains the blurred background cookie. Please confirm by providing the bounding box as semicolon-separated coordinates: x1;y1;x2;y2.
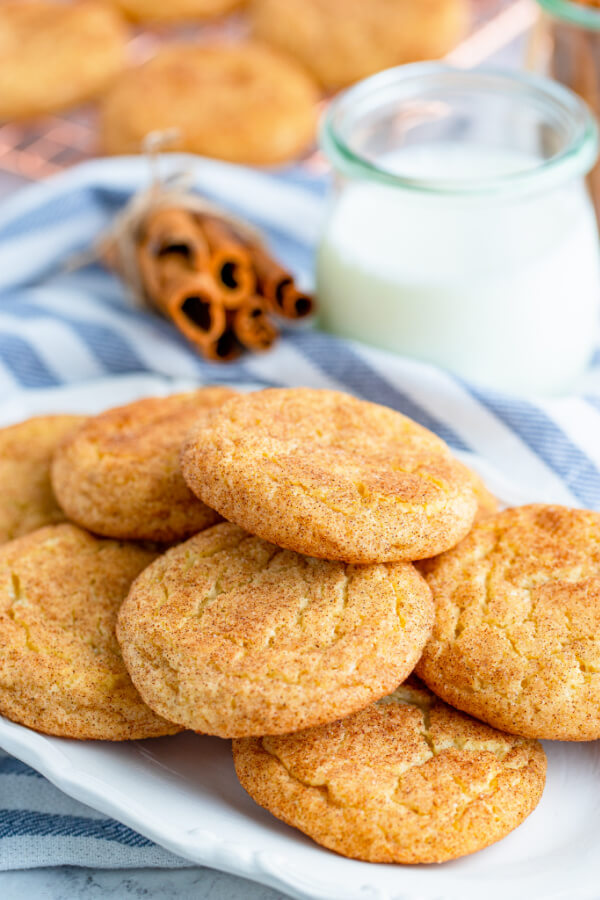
107;0;243;23
0;0;128;120
0;523;179;740
100;42;320;164
0;415;86;544
249;0;469;90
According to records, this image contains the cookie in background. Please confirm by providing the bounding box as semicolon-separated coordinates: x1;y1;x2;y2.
0;0;128;120
106;0;243;23
249;0;470;90
99;43;320;164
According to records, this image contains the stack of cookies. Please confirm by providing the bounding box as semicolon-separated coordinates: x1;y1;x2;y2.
4;385;599;864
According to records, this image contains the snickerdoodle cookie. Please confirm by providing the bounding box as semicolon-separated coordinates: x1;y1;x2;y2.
181;388;477;563
0;1;127;120
0;415;86;544
51;388;233;542
100;43;319;164
458;461;499;522
117;522;434;736
417;505;600;741
233;678;546;863
108;0;242;22
250;0;469;91
0;523;179;740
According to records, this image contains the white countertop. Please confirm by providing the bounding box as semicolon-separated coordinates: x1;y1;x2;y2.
0;866;288;899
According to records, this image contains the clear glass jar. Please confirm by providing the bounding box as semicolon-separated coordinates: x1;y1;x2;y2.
534;0;600;224
316;63;600;395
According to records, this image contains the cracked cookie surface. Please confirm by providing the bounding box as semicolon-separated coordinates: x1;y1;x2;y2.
0;415;87;544
117;522;434;736
52;388;234;542
181;388;477;563
233;678;546;863
0;523;179;740
417;505;600;740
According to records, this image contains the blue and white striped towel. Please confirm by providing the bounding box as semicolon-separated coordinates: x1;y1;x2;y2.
1;153;600;870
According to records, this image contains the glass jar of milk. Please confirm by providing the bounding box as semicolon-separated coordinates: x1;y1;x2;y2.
317;64;600;395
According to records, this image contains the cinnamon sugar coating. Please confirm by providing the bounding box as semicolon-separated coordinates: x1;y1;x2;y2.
0;415;87;544
181;388;477;563
52;389;234;542
0;524;179;740
117;523;434;736
417;505;600;740
233;679;546;863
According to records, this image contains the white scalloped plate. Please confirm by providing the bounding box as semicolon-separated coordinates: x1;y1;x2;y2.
1;375;599;900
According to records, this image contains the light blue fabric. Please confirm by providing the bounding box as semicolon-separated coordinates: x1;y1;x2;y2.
0;153;599;869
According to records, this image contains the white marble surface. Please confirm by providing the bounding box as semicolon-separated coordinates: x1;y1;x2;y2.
0;866;289;899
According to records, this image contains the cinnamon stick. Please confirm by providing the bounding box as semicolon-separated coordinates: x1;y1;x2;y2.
250;243;294;313
279;281;314;319
233;295;279;352
166;274;227;347
141;207;210;269
199;215;256;308
202;327;243;362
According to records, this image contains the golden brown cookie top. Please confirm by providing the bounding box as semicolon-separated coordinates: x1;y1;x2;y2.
0;0;127;119
117;522;433;736
51;388;233;542
181;388;477;563
100;42;319;164
0;523;179;740
250;0;469;90
417;504;600;740
0;415;87;544
233;678;546;864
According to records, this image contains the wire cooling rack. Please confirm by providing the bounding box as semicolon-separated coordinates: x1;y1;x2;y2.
0;0;537;184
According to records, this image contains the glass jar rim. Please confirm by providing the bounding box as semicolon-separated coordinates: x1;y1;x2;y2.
320;63;599;198
537;0;600;30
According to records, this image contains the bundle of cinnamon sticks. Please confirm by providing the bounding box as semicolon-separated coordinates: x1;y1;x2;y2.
132;206;314;361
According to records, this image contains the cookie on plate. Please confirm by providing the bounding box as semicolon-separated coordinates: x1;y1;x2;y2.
0;0;127;120
0;523;179;740
100;43;319;164
117;522;434;736
108;0;242;22
457;461;499;522
417;505;600;741
233;678;546;863
181;388;478;563
51;388;233;542
250;0;469;90
0;415;87;544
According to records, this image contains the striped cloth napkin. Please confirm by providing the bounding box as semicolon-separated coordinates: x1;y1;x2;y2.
0;153;599;870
